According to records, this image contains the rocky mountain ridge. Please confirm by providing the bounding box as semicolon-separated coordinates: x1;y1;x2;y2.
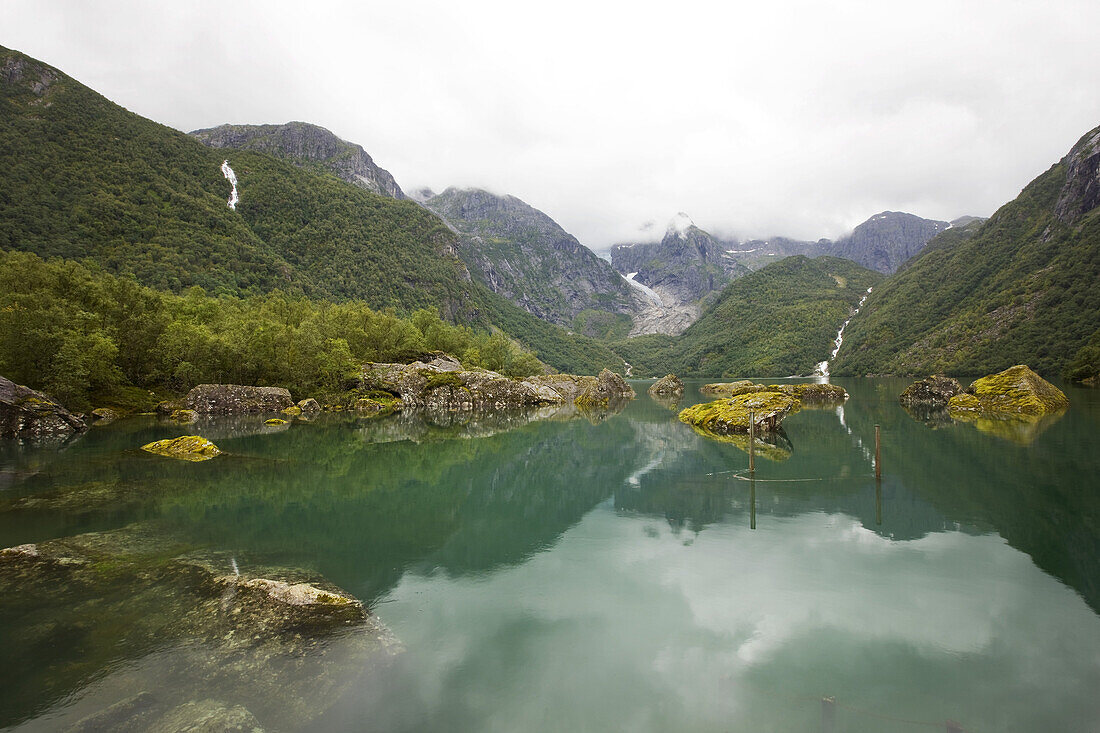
190;121;406;199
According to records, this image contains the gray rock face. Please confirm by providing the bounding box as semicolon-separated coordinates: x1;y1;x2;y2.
611;216;750;307
1;51;61;96
360;354;566;412
184;385;293;415
422;188;639;331
647;374;684;398
1054;125;1100;226
190;122;406;199
0;376;86;439
827;211;949;274
899;375;963;405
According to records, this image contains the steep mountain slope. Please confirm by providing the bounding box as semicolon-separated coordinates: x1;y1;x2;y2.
616;256;884;377
190;121;406;199
827;211;949;274
610;214;750;307
421;188;640;335
0;45;627;375
833;124;1100;377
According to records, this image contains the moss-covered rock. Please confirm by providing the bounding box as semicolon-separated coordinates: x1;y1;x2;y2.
574;369;635;409
679;391;798;435
169;408;198;423
700;380;768;397
947;393;982;413
960;364;1069;415
899;375;963;406
90;407;123;424
0;375;87;439
141;435;221;462
682;424;793;461
282;405;302;416
768;383;849;404
297;397;322;413
263;418;288;426
647;374;684;398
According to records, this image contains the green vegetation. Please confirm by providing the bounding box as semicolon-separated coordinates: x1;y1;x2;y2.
572;309;632;340
0;45;632;378
1064;330;1100;383
833;133;1100;378
0;251;545;410
615;256;883;377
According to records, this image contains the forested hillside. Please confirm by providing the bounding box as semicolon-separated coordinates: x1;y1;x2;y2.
616;256;883;377
833;124;1100;378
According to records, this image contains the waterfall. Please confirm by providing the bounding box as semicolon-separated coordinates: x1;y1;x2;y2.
221;160;239;210
814;287;873;378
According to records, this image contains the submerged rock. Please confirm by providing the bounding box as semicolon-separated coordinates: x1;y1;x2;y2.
899;375;963;405
0;375;87;439
948;365;1069;416
184;385;293;415
679;391;799;435
647;374;684;398
263;418;287;426
141;435;221;462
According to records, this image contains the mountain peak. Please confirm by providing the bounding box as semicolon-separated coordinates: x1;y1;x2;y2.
1054;124;1100;225
667;212;695;239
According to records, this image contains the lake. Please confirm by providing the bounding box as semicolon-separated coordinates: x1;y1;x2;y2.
2;378;1099;732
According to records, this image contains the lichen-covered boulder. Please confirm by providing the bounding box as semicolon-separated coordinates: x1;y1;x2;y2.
647;374;684;398
141;435;221;462
90;407;122;424
360;354;567;411
525;374;598;402
575;369;635;408
946;393;982;413
899;375;963;405
700;380;769;397
169;408;198;423
184;384;293;415
264;418;288;426
679;391;799;435
0;375;87;439
297;397;321;413
950;365;1069;416
769;383;849;404
282;405;302;416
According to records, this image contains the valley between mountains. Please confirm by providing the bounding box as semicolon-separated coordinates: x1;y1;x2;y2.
2;42;1099;414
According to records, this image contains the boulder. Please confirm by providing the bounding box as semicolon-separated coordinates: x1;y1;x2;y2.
169;409;198;424
899;375;963;405
949;365;1069;416
575;369;635;408
141;436;221;462
647;374;684;398
768;383;849;404
0;375;87;438
90;407;122;424
679;391;799;435
700;380;768;397
282;405;302;416
297;398;321;413
184;384;293;415
360;354;566;411
264;418;288;426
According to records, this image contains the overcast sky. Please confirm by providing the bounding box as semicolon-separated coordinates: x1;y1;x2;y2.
7;1;1100;247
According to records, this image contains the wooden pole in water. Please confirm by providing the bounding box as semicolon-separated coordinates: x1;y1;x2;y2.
821;696;836;733
874;424;882;479
875;477;883;526
748;410;756;474
749;474;756;530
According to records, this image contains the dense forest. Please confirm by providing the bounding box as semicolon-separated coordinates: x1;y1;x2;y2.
0;251;548;410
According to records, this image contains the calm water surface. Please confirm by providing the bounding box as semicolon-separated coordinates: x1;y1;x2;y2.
2;379;1099;732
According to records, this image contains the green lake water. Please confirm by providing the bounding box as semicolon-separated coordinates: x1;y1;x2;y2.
2;379;1099;732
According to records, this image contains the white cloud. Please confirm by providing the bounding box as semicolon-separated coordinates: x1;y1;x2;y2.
6;0;1100;246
